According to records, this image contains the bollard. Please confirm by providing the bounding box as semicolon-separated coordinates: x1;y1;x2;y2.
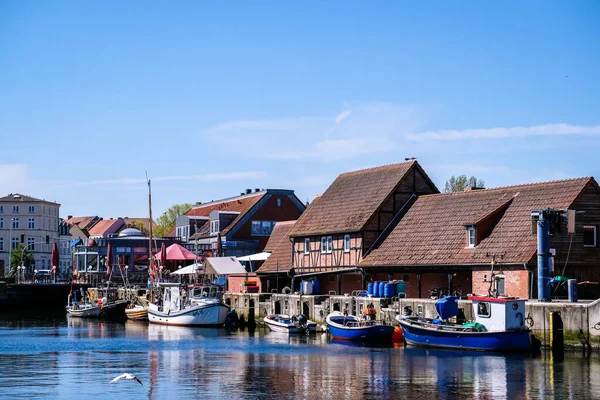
568;279;578;303
549;311;564;357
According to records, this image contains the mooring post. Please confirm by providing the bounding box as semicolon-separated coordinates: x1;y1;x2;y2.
549;311;564;359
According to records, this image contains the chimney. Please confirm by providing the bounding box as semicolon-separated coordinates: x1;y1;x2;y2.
67;215;73;219
255;188;260;192
245;189;252;194
464;186;483;192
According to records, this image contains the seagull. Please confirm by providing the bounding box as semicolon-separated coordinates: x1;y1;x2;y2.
109;373;143;385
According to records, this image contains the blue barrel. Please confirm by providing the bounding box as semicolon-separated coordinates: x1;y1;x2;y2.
384;282;396;298
396;281;406;297
378;281;385;297
312;279;320;295
300;280;306;295
373;281;380;297
367;282;374;296
568;279;578;302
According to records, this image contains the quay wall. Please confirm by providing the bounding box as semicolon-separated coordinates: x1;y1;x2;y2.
224;292;600;348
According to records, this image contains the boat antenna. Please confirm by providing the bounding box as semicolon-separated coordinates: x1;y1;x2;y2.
146;171;156;300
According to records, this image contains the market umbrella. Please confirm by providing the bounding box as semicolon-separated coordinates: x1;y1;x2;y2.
51;242;59;283
106;243;113;276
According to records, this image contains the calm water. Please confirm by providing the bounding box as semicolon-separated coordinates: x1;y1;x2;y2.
0;316;598;400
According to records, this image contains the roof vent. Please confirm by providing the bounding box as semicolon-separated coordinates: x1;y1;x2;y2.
13;194;21;199
245;189;252;194
463;186;484;192
255;188;260;192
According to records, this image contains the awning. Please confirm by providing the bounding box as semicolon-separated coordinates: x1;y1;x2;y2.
70;238;82;247
237;252;271;262
204;257;247;275
171;263;203;275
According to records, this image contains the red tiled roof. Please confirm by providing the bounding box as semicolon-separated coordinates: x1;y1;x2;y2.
264;220;296;252
258;221;297;273
88;218;123;235
361;177;595;267
65;216;99;230
289;161;424;236
187;192;266;238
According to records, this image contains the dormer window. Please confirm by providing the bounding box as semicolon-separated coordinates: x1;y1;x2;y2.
210;220;220;235
467;226;476;248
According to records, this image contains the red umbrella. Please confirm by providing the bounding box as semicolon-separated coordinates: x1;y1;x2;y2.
51;242;59;275
106;243;113;276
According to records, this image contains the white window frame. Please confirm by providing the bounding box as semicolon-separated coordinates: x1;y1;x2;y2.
584;225;597;248
0;206;3;213
327;236;333;253
0;218;3;229
210;220;220;235
28;218;35;230
27;237;35;251
28;205;35;213
467;227;476;248
11;237;18;249
321;237;327;254
13;205;19;213
12;218;19;229
344;234;351;253
277;198;282;207
0;238;3;251
304;238;310;255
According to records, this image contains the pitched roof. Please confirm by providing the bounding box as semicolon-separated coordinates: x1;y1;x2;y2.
88;218;124;236
0;193;59;204
258;221;297;273
361;177;595;267
187;191;266;239
264;220;296;252
289;161;428;236
65;216;99;230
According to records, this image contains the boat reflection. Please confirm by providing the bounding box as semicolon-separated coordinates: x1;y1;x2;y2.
146;323;222;341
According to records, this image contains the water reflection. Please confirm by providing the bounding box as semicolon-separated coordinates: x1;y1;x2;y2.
0;318;599;399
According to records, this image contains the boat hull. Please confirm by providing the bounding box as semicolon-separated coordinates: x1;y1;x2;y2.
264;315;302;333
399;319;532;352
66;306;101;318
100;300;129;318
125;305;148;321
328;323;395;341
148;302;229;326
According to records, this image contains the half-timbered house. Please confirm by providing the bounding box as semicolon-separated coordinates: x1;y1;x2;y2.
286;160;439;294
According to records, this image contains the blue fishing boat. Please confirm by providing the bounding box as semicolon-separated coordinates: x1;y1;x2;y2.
397;296;538;352
326;311;395;342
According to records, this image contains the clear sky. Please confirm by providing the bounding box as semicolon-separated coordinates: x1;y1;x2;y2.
1;2;599;219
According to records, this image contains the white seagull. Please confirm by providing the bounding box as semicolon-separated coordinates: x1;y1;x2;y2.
109;373;143;385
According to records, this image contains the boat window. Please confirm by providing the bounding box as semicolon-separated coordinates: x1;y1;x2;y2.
192;287;203;297
210;287;217;297
477;302;491;318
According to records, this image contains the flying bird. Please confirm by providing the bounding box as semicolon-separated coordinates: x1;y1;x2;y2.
109;373;143;385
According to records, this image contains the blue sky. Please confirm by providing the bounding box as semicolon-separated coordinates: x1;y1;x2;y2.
1;2;599;218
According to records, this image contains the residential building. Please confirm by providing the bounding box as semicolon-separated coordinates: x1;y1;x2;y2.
88;218;125;240
58;218;72;275
183;189;305;258
285;161;439;294
256;220;297;292
0;193;61;276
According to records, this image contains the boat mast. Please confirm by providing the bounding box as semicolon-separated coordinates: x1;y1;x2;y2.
146;172;155;298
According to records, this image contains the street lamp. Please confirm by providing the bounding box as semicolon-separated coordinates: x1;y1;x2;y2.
8;218;16;277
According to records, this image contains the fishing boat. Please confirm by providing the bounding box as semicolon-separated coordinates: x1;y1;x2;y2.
148;282;230;326
264;314;317;334
397;295;538;352
326;308;395;342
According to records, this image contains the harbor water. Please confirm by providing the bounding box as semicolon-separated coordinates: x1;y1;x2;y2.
0;315;599;399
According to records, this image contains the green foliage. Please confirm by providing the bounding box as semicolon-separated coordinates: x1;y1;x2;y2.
129;220;150;237
444;175;485;193
154;203;192;237
9;243;35;277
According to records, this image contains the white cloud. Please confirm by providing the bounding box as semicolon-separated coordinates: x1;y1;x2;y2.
202;102;422;162
52;171;268;189
335;110;351;124
0;164;31;193
406;123;600;141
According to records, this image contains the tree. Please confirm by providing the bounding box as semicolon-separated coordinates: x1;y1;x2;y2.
129;220;150;237
9;243;35;277
154;203;192;237
444;175;485;193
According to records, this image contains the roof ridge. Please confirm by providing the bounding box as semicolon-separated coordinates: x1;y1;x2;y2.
191;191;266;209
338;160;415;177
428;176;592;197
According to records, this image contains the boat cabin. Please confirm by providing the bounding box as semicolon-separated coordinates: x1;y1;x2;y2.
469;296;527;332
156;282;223;314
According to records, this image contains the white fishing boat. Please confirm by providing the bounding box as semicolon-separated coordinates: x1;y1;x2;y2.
148;283;230;326
264;314;317;334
